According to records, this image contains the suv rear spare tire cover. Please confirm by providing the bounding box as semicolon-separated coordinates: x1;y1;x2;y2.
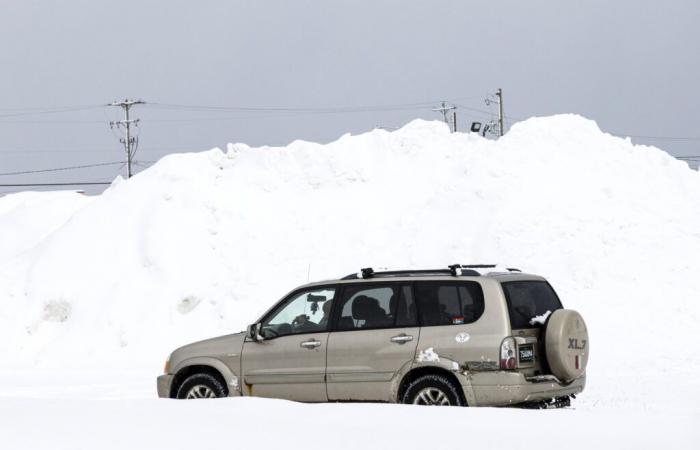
544;309;589;382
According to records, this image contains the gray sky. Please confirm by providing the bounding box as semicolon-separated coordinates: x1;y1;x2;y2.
1;0;698;194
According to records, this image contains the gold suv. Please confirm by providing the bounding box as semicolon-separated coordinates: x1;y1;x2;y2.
157;265;588;407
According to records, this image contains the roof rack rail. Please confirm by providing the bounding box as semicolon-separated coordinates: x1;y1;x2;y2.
460;264;521;273
342;265;481;280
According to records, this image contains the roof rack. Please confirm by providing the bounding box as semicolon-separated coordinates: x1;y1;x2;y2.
341;264;522;280
460;264;522;273
342;265;481;280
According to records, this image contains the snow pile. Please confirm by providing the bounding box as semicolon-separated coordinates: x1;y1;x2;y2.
1;115;699;412
0;191;92;260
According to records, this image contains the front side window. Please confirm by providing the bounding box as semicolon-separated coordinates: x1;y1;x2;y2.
261;287;335;338
415;282;485;326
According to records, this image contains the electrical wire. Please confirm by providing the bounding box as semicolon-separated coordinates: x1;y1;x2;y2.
617;135;700;141
0;105;103;119
0;182;112;187
0;161;123;177
0;119;106;124
147;100;438;113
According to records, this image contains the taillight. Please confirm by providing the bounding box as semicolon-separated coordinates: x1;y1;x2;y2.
500;337;516;370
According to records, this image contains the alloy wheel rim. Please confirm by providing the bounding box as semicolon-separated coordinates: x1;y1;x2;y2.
186;384;217;399
413;387;451;406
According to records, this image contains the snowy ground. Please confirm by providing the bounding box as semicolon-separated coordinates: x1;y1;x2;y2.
1;116;699;448
1;370;697;450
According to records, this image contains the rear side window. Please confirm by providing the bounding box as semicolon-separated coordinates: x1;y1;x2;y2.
501;281;563;329
414;282;485;327
336;284;418;331
337;285;397;330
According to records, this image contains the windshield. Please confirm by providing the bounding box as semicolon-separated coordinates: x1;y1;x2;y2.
501;281;563;329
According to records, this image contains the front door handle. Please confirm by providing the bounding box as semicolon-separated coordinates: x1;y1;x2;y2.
300;339;321;349
390;334;413;344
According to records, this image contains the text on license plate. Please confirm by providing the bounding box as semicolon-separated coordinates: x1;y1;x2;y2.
519;344;534;363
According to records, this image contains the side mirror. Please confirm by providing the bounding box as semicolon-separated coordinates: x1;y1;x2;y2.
246;323;263;342
470;121;482;133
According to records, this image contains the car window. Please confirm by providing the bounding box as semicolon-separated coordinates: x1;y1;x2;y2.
395;285;418;327
336;285;397;331
501;281;562;329
415;282;485;326
459;284;485;323
261;287;335;338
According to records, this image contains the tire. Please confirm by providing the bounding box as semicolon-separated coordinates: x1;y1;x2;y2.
176;373;227;399
402;374;464;406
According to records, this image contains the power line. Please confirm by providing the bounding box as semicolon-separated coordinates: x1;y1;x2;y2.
148;100;437;113
1;99;695;142
0;105;103;119
0;119;105;124
0;161;123;177
0;104;103;111
0;182;112;187
0;144;216;154
617;134;700;141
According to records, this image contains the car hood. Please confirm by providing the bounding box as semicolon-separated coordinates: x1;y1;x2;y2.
170;331;246;368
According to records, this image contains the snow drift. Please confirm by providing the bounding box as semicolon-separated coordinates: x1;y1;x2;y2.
1;114;699;411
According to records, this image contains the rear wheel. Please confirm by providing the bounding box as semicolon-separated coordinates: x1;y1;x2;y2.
402;374;464;406
176;373;227;399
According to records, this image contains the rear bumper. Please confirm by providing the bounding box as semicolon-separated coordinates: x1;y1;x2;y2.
157;374;174;398
464;371;586;407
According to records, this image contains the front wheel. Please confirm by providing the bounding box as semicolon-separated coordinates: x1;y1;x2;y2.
402;374;464;406
176;373;227;399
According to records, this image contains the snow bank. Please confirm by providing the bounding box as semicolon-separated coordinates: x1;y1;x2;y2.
2;395;696;449
1;115;699;411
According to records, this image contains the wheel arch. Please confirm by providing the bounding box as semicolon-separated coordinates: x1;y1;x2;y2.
170;358;238;398
397;365;468;406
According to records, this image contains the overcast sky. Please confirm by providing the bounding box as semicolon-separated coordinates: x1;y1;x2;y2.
1;0;698;194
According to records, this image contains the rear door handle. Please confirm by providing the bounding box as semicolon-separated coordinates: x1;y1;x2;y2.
390;334;413;344
300;339;321;349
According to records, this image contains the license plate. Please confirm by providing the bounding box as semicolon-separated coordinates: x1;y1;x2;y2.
519;344;534;363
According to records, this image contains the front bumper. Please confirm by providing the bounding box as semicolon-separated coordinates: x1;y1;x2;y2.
464;371;586;407
157;374;174;398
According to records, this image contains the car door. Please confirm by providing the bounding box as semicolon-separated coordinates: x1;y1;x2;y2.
413;281;495;373
241;286;336;402
326;283;419;402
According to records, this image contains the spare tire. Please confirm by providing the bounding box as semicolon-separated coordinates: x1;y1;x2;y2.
544;309;589;382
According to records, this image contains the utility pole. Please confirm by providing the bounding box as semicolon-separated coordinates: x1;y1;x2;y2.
432;101;457;132
484;89;505;137
108;99;145;178
496;88;504;137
